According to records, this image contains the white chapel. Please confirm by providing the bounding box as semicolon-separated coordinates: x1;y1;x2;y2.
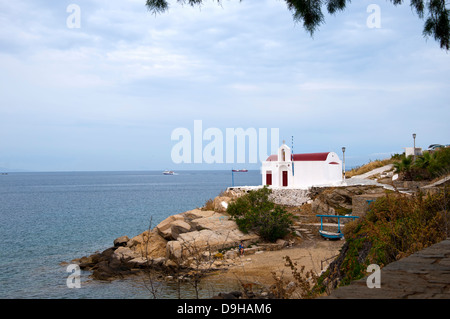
261;143;343;188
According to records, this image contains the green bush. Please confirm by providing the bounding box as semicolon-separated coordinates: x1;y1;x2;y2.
394;148;450;181
427;147;450;178
226;186;293;242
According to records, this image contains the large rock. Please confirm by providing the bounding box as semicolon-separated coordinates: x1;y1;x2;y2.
213;196;232;213
182;209;215;220
160;209;261;261
128;229;167;259
190;213;236;232
74;205;261;281
112;246;139;262
113;235;130;247
170;219;192;239
167;227;259;261
166;240;183;260
156;214;186;239
310;185;385;216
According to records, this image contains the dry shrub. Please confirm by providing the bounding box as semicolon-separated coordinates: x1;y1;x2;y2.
346;158;395;178
202;198;215;211
316;186;449;291
269;256;319;299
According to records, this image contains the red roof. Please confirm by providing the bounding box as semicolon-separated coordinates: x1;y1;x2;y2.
266;152;330;162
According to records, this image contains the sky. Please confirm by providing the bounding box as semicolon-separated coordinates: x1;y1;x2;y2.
0;0;449;172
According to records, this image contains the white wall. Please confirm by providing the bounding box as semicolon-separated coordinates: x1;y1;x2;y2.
404;147;423;157
261;151;343;188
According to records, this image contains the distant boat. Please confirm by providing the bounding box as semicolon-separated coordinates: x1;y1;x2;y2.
163;170;174;175
232;169;248;172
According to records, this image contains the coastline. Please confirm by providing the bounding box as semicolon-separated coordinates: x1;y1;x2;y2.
74;163;446;298
71;181;385;297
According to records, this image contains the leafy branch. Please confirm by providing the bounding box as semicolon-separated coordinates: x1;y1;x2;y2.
146;0;450;50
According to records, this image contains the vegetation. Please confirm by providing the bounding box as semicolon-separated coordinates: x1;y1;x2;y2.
316;187;449;292
394;147;450;181
226;186;293;242
202;198;215;211
346;147;450;181
268;255;319;299
145;0;450;50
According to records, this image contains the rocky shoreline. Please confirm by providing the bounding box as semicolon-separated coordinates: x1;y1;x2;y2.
71;191;264;281
69;165;449;299
71;183;389;284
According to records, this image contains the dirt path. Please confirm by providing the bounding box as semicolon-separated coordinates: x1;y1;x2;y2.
207;239;345;288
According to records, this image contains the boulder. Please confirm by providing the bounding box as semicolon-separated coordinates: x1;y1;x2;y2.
276;239;288;248
156;214;186;239
127;257;148;268
127;231;146;248
166;240;183;260
213;196;232;212
112;246;139;262
182;209;215;220
74;200;264;281
170;219;192;240
92;261;117;281
76;255;96;268
131;229;167;259
311;197;336;215
310;185;381;215
190;213;236;232
113;235;130;247
167;228;259;261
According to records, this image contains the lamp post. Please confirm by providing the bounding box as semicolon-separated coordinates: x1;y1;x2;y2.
412;133;416;162
342;147;346;181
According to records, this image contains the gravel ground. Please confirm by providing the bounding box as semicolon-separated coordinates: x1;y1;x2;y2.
208;239;344;287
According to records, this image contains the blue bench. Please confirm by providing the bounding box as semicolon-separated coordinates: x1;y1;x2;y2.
316;214;359;240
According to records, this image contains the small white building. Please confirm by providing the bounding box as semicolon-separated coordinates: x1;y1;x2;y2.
404;147;422;157
261;143;343;188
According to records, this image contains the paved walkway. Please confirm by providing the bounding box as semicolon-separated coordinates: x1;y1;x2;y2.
423;175;450;188
349;164;394;180
324;238;450;299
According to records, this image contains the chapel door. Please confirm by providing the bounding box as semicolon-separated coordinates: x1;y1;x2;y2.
266;172;272;186
282;171;288;187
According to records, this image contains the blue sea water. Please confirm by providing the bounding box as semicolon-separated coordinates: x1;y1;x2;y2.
0;170;261;299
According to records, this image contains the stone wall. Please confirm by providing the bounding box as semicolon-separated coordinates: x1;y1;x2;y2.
352;193;386;217
269;188;312;206
393;180;429;190
227;186;312;206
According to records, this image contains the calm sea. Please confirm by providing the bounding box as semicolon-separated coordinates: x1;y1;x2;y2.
0;170;261;299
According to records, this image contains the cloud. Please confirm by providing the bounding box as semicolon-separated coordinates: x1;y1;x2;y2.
0;0;448;171
228;83;261;92
298;81;359;91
